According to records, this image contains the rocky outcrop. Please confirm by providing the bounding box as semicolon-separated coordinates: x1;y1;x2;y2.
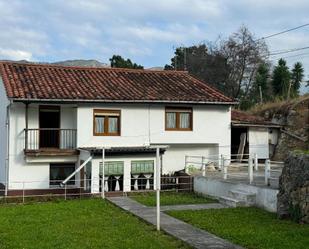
253;96;308;161
277;152;309;223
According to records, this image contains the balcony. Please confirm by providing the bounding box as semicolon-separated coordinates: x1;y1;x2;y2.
24;128;78;156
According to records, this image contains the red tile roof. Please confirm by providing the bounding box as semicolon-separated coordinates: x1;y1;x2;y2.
231;110;280;127
0;61;235;104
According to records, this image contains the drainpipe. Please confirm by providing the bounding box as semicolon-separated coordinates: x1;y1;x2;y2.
5;100;12;196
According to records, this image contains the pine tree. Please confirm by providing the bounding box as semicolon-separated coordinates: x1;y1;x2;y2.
271;59;290;98
254;63;270;102
290;62;304;97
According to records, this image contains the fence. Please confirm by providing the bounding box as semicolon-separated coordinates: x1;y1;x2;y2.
101;174;193;193
0;179;95;204
185;154;284;188
0;174;193;204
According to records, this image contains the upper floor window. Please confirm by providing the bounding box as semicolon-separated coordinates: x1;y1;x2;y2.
93;109;121;136
165;107;192;131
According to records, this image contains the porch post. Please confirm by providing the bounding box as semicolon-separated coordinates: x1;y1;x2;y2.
25;103;29;150
101;148;105;199
156;147;161;231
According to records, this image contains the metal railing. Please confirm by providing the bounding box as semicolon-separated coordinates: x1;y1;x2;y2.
0;178;95;204
0;174;193;204
264;160;284;186
24;128;77;150
100;174;193;192
185;154;284;188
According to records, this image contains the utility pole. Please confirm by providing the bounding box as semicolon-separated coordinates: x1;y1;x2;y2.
183;47;187;71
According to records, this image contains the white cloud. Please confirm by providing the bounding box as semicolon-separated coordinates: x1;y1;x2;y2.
0;0;308;72
0;49;33;61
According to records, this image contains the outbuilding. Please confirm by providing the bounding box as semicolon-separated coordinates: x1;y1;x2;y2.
231;110;281;160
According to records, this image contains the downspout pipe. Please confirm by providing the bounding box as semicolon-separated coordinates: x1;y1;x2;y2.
5;100;12;196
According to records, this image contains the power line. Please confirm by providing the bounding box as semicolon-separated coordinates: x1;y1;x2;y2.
272;51;309;60
265;45;309;57
255;23;309;41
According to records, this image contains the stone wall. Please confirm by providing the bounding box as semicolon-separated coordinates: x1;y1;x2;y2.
277;152;309;223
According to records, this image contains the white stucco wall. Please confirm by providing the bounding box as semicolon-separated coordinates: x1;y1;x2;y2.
77;104;230;148
0;77;9;185
162;144;219;174
7;102;231;190
249;127;269;159
77;104;231;172
194;177;278;212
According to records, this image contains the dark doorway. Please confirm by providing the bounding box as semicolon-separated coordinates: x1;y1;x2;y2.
231;127;249;159
39;106;60;149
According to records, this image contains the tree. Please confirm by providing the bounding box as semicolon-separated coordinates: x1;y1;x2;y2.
109;55;143;69
218;25;269;99
164;44;229;93
164;44;229;92
242;62;270;109
290;62;304;97
271;59;290;98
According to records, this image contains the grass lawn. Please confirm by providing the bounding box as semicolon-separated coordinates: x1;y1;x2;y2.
0;198;190;249
130;191;216;206
167;207;309;249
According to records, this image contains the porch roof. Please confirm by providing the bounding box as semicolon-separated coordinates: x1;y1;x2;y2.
79;146;167;156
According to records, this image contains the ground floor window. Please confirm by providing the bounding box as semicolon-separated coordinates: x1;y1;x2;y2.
100;161;124;192
131;160;154;190
50;163;76;186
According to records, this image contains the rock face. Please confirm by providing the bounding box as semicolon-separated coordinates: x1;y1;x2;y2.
277;153;309;223
254;96;309;161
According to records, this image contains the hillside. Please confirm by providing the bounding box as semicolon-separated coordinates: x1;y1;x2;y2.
250;95;309;160
52;59;109;67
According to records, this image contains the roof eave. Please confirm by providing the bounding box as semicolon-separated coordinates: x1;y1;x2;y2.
10;97;238;105
231;122;282;128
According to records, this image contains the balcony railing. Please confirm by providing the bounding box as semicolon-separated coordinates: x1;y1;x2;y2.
24;128;77;151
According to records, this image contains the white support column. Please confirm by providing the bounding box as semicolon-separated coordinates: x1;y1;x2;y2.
156;147;161;231
248;155;253;184
220;154;224;170
223;161;227;180
123;159;131;192
265;159;270;185
101;148;105;199
254;153;258;171
91;160;100;194
202;156;206;176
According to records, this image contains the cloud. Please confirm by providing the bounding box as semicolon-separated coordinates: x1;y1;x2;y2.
0;49;33;61
0;0;308;72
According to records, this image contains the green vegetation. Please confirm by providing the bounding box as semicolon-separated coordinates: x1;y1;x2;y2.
0;199;190;249
167;207;309;249
130;191;216;206
294;149;309;155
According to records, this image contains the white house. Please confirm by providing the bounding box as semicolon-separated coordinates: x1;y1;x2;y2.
0;62;235;196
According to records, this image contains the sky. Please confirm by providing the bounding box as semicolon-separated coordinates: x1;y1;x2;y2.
0;0;308;92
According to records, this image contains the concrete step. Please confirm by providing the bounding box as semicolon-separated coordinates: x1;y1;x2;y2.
219;196;247;207
228;189;256;205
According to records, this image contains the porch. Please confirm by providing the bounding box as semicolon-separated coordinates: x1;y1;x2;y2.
24;128;78;156
22;104;78;156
